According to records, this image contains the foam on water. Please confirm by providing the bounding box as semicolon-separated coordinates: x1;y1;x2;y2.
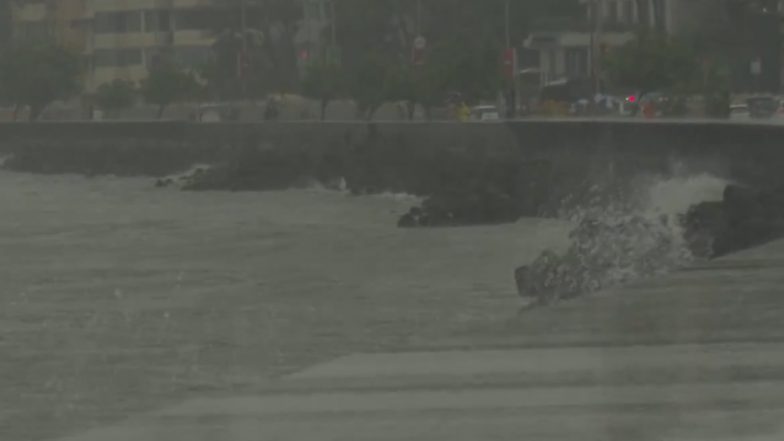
520;173;728;305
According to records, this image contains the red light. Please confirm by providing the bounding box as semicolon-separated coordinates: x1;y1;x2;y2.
627;95;637;103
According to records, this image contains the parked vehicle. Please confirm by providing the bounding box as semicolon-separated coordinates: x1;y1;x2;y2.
729;104;751;121
747;96;779;119
470;105;500;121
193;104;241;123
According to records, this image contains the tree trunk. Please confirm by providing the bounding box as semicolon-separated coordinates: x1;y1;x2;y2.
11;103;20;122
29;104;45;121
366;105;380;121
157;104;167;119
320;98;329;121
406;101;416;120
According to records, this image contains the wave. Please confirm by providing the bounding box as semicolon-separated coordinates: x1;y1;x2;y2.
517;173;728;306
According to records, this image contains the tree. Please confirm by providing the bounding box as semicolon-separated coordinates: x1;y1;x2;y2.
385;62;450;120
345;55;393;120
202;0;303;99
301;63;344;120
0;42;82;120
603;33;699;96
330;0;580;113
94;79;137;114
141;65;199;119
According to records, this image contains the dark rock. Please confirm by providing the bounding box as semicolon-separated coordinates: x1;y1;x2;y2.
155;178;174;188
682;184;784;258
396;166;545;228
182;148;329;191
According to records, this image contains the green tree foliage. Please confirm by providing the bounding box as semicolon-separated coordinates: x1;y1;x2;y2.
301;63;344;120
201;30;265;100
0;42;82;120
141;65;199;119
94;79;137;113
345;55;392;120
203;0;302;99
330;0;582;112
603;33;699;95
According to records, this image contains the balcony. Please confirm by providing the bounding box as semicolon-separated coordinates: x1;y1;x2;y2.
11;3;48;22
87;0;215;12
173;29;214;46
530;17;639;33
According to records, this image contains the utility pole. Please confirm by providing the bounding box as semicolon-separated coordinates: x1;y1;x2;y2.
240;0;248;96
416;0;422;37
590;0;604;98
330;0;337;48
505;0;517;118
505;0;511;48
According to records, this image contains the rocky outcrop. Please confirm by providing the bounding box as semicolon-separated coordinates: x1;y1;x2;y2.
2;140;200;177
396;159;552;228
398;185;522;228
682;184;784;258
515;183;784;308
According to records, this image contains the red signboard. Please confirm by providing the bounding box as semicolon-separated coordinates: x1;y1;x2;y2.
502;47;517;80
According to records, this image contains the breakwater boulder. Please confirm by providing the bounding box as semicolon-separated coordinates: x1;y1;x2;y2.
683;184;784;258
514;182;784;308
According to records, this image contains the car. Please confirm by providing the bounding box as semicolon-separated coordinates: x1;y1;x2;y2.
193;103;241;123
470;105;500;121
729;104;750;121
746;96;779;119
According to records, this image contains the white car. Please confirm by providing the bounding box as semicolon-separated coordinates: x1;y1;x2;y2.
729;104;750;121
470;105;500;121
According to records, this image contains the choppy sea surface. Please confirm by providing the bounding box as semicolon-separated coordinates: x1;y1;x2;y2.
0;171;572;440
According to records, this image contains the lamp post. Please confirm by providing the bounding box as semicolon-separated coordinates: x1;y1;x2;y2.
504;0;517;118
240;0;248;96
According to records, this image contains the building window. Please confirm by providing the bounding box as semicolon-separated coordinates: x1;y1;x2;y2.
94;49;143;67
173;46;212;68
304;1;321;21
94;11;142;34
565;47;589;78
144;10;172;33
13;21;50;41
174;9;214;31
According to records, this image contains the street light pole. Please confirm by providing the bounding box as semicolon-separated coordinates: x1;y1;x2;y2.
505;0;511;48
330;0;337;48
240;0;248;96
505;0;517;118
416;0;422;37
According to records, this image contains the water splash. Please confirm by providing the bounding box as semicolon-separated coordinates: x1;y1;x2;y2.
518;173;728;305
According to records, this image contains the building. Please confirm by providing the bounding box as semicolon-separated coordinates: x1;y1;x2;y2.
83;0;222;92
8;0;220;91
10;0;87;51
523;0;719;91
725;0;782;93
524;1;637;90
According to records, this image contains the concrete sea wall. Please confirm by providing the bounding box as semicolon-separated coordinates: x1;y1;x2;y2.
1;119;783;197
